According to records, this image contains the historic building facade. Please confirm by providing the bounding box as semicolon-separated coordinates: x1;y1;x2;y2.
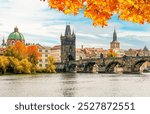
7;27;25;46
110;29;120;49
0;26;149;69
60;25;76;63
37;44;51;68
51;45;61;62
0;27;26;55
76;47;107;60
125;46;150;57
0;27;52;69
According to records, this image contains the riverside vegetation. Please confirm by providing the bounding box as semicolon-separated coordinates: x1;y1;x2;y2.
0;41;56;74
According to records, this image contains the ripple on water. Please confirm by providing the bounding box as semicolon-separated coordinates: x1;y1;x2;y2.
0;73;150;97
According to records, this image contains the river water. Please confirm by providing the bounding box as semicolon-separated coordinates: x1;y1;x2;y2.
0;73;150;97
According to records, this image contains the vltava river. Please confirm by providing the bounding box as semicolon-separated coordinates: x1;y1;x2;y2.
0;73;150;97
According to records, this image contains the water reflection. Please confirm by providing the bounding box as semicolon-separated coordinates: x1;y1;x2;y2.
60;73;77;97
0;73;150;97
108;78;120;97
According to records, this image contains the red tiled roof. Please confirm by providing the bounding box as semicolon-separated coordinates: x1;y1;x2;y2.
51;45;61;50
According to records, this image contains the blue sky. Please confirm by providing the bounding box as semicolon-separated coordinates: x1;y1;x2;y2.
0;0;150;49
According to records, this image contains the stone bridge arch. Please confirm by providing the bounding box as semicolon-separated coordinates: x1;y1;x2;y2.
105;61;123;73
84;62;98;73
132;60;150;73
68;63;77;73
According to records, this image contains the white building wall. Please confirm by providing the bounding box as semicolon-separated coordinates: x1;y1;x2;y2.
38;46;51;68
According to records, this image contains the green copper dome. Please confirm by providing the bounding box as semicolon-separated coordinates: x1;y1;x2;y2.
8;27;25;40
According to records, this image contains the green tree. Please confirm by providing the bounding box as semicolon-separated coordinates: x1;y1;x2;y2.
0;56;9;74
8;57;22;73
46;56;56;73
4;46;16;57
20;59;32;74
7;57;32;74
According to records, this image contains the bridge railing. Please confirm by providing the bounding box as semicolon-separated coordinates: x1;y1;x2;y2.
55;56;150;65
75;56;150;62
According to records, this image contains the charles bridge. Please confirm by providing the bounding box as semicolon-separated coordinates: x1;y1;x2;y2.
55;56;150;73
55;25;150;74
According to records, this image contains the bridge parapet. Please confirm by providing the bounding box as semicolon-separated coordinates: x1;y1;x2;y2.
55;56;150;73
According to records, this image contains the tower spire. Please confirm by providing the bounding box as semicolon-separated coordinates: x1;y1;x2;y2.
2;36;4;45
113;28;117;42
143;46;149;51
1;36;6;47
65;24;71;36
72;29;75;36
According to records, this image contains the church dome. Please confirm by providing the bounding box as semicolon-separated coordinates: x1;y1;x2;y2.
8;27;25;41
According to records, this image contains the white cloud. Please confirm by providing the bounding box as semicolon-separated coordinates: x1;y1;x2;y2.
77;33;100;39
0;0;149;49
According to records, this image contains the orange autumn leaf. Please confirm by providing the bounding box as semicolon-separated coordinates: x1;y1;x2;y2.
27;45;41;65
107;49;118;58
13;41;28;60
41;0;150;27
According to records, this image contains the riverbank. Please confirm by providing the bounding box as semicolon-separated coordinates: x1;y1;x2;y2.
0;71;146;76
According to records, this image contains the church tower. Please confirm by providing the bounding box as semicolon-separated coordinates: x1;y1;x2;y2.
110;28;120;49
1;37;6;48
61;25;76;63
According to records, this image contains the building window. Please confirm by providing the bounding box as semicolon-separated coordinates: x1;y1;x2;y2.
45;50;48;52
45;64;48;67
39;49;42;52
45;54;48;57
39;59;42;62
45;59;48;62
12;40;15;45
39;64;42;67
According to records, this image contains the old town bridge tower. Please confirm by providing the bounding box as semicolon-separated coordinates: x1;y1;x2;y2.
60;25;76;63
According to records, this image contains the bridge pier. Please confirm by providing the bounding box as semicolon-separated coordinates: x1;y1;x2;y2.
123;66;132;73
114;66;123;73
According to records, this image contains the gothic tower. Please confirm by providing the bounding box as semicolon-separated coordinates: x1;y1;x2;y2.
61;25;76;63
1;37;6;48
110;28;120;49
